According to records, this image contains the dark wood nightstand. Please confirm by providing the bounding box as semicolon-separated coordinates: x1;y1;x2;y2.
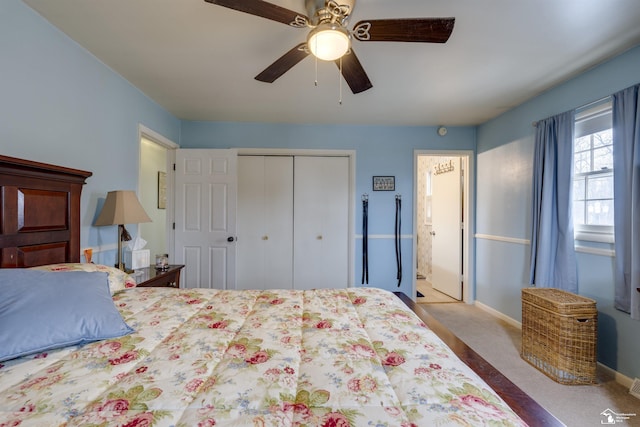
133;264;185;288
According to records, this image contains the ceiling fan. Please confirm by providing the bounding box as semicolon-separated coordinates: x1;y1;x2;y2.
204;0;455;94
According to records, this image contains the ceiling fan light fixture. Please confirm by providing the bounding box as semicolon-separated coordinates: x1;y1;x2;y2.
307;23;351;61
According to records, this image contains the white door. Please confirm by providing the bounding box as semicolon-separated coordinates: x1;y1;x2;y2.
174;149;237;289
293;156;349;289
236;156;294;290
431;157;462;300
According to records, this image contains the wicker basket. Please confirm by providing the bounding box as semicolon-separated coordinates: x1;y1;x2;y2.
521;288;597;385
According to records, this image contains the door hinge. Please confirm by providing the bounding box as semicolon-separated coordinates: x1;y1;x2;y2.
172;222;175;230
173;163;176;171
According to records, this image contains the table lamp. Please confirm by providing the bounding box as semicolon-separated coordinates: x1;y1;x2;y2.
94;190;151;272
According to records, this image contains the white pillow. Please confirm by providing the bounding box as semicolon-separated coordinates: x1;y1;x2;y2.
30;263;136;294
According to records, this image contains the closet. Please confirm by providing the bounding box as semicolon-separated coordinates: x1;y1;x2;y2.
236;155;349;290
236;156;293;289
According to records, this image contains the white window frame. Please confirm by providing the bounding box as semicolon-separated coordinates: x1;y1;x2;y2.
573;98;614;243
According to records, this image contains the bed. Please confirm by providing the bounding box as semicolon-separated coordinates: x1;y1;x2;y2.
0;155;563;426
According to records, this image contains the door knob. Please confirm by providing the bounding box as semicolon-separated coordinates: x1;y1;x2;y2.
262;235;269;241
317;235;323;240
227;236;235;242
430;231;436;236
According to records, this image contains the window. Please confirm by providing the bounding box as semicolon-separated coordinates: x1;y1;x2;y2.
572;99;613;241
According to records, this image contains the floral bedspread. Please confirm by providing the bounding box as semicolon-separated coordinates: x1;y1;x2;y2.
0;287;527;426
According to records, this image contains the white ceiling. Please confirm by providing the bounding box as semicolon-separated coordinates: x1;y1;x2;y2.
23;0;640;126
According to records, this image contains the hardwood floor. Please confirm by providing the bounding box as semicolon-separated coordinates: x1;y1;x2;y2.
395;292;564;426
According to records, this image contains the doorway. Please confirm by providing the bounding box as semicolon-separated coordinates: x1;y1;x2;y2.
413;151;473;303
138;125;178;263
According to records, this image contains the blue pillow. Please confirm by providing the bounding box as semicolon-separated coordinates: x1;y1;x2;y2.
0;269;134;362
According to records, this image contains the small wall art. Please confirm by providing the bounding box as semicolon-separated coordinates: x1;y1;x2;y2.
372;176;395;191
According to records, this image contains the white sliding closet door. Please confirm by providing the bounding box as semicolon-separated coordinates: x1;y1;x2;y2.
293;156;349;289
236;156;293;290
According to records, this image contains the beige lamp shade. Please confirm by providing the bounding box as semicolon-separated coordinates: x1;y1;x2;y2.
94;190;151;226
95;190;151;272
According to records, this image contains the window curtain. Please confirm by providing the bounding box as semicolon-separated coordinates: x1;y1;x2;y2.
612;84;640;320
529;110;578;292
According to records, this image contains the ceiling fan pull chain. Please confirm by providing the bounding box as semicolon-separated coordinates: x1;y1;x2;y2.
339;56;343;105
314;38;319;87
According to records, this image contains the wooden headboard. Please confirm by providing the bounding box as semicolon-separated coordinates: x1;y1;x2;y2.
0;155;92;268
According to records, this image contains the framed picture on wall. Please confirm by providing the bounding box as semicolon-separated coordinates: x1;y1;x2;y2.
372;176;395;191
158;171;167;209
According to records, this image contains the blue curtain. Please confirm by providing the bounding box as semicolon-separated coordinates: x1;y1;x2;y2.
612;84;640;320
529;111;578;292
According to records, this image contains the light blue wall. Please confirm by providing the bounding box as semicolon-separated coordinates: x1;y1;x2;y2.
476;45;640;379
0;0;181;265
181;122;476;296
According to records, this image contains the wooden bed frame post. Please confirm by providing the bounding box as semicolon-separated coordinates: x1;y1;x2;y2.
0;155;92;267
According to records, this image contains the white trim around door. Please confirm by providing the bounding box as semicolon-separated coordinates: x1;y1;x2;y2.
413;150;475;303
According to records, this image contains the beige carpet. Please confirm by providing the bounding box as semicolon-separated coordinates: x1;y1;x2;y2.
421;302;640;427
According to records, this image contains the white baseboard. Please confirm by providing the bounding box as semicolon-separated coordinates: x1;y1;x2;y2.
473;300;634;389
598;363;634;389
474;300;522;329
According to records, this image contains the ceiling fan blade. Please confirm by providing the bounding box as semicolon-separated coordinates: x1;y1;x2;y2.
335;50;373;94
255;43;310;83
353;18;455;43
204;0;308;26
